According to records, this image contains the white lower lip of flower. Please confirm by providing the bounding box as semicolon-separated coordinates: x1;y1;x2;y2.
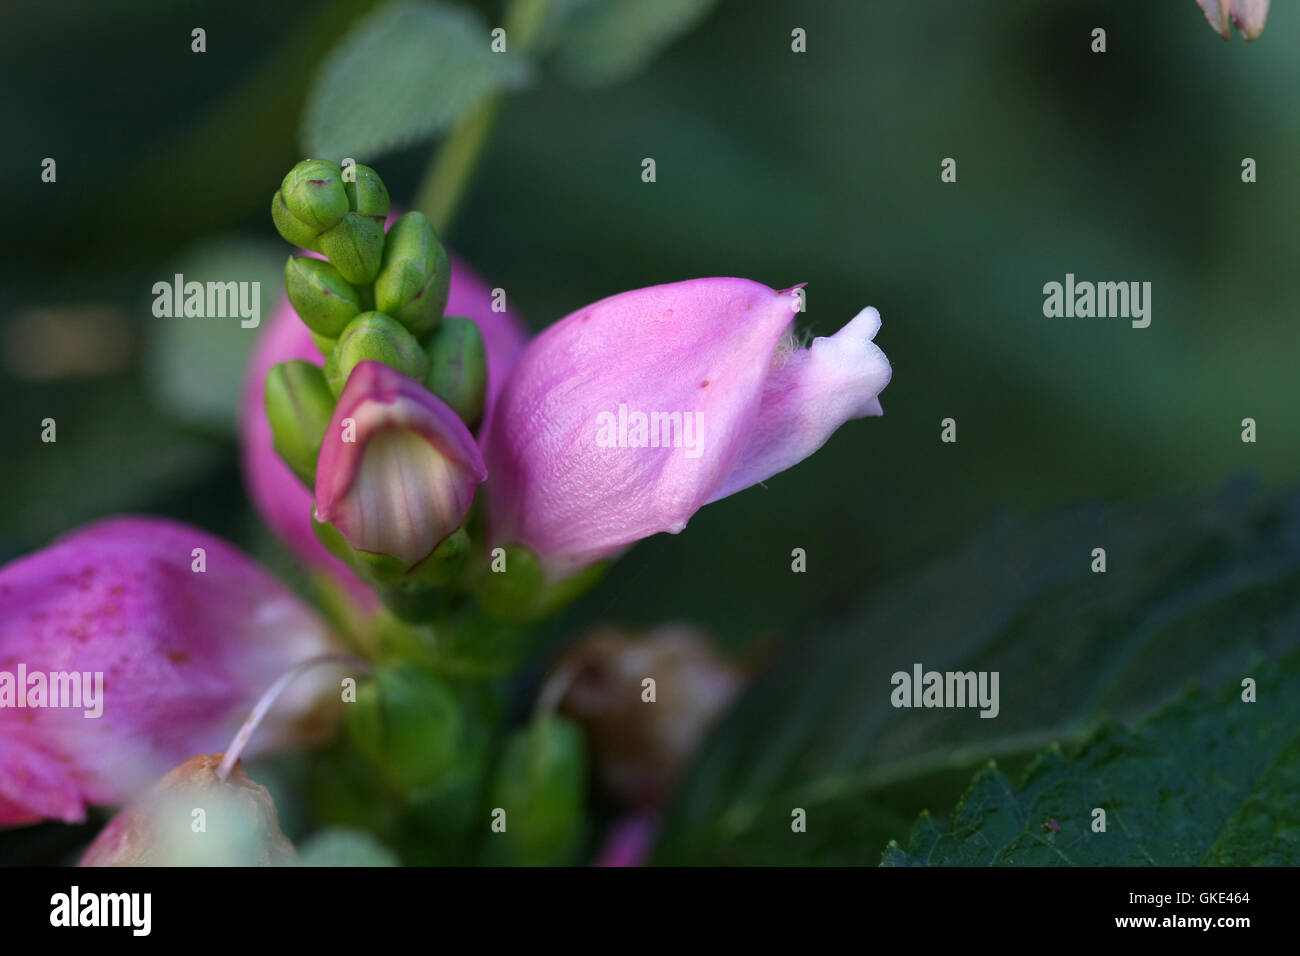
344;430;463;566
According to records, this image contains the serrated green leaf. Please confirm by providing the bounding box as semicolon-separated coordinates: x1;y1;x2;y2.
652;487;1300;865
294;827;400;866
302;0;533;161
541;0;717;86
883;649;1300;865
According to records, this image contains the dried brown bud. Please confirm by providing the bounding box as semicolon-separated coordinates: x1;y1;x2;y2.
79;753;296;867
552;625;744;808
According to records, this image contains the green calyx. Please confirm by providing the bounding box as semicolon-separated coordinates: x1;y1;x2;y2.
324;311;429;395
475;547;608;622
264;360;335;485
369;529;472;619
314;507;471;614
423;317;487;431
350;527;470;587
374;211;451;337
284;256;363;338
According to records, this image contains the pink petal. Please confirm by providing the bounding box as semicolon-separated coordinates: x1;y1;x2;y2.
484;278;890;574
0;517;336;826
1230;0;1269;39
1198;0;1232;37
484;278;799;571
708;306;891;502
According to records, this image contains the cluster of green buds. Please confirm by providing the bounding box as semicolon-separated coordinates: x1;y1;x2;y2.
267;161;588;866
266;159;490;616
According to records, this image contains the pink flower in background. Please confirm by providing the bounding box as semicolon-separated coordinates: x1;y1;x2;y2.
0;518;337;826
315;361;486;568
1197;0;1269;39
483;278;890;574
593;812;660;867
239;255;528;594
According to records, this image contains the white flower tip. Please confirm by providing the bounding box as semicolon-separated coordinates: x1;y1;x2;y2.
804;306;891;418
845;306;882;340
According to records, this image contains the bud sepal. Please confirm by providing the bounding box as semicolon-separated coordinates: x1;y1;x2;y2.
285;256;364;338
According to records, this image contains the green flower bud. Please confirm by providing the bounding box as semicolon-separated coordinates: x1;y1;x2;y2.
281;159;348;230
480;716;586;866
323;311;429;395
264;360;334;485
348;665;472;794
397;680;502;862
423;317;487;431
374;212;450;336
271;190;319;250
284;256;364;338
344;163;390;217
318;212;386;285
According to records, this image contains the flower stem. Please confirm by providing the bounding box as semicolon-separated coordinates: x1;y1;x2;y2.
412;0;549;235
217;653;370;781
413;98;504;235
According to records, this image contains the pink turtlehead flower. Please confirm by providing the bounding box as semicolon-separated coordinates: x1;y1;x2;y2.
483;278;890;573
315;361;487;568
239;255;528;593
0;517;337;826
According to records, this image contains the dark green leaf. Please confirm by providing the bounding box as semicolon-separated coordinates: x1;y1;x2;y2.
652;487;1300;864
884;648;1300;865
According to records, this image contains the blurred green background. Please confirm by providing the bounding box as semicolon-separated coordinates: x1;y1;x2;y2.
2;0;1297;862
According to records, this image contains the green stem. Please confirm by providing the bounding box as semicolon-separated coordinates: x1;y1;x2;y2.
413;98;504;235
412;0;549;235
